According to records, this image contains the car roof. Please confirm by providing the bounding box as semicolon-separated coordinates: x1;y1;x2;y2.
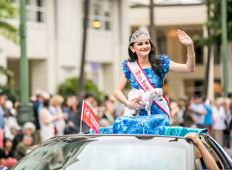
49;134;187;140
40;134;190;146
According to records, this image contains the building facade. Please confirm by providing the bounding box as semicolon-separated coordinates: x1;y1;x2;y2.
0;0;129;96
129;0;232;100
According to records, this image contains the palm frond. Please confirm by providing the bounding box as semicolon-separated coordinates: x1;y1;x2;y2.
0;21;19;44
0;0;18;18
0;66;14;86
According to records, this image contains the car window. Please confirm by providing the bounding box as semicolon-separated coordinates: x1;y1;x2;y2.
12;136;193;170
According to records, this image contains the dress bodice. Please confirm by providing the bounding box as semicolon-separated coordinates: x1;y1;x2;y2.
122;55;170;89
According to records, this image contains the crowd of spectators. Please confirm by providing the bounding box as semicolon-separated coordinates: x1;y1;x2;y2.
0;89;118;169
168;93;232;148
2;86;232;168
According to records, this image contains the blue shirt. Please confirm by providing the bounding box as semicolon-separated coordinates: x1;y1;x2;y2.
191;103;206;125
0;105;4;129
203;104;213;126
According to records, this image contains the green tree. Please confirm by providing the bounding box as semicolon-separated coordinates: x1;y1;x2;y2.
194;0;232;50
193;0;232;97
0;0;18;44
57;77;104;104
0;66;19;103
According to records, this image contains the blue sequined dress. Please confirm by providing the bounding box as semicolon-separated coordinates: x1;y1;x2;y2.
101;55;171;135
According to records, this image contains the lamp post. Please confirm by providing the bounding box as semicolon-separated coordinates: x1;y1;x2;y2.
18;0;34;127
221;0;228;97
149;0;157;44
20;0;29;103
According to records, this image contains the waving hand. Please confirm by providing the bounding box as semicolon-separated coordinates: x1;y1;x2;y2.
176;30;193;47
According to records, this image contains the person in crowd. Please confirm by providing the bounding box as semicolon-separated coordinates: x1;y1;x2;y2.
62;96;77;134
184;133;219;170
3;116;17;141
37;91;51;116
202;98;213;135
0;138;17;169
169;96;180;126
0;91;3;148
110;95;119;119
12;122;36;153
191;96;206;128
99;119;110;127
212;97;226;146
15;135;36;161
92;99;99;116
29;96;37;103
228;93;232;148
84;93;95;109
39;99;58;142
104;95;117;121
5;100;16;116
176;98;186;126
9;124;21;141
13;101;20;119
3;99;18;141
77;93;95;133
100;29;195;134
0;95;13;118
50;95;67;136
223;96;231;148
33;89;44;144
183;102;196;128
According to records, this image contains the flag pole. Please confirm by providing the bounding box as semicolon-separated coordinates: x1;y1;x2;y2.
80;101;84;134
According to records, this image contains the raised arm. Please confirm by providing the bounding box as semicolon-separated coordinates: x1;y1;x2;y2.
185;133;219;170
169;30;195;73
113;71;144;110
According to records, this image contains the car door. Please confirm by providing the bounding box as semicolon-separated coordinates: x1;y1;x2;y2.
201;133;232;169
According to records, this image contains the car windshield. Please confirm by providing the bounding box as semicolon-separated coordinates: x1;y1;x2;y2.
12;135;193;170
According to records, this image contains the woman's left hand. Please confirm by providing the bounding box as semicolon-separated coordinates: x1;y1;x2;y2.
176;30;193;47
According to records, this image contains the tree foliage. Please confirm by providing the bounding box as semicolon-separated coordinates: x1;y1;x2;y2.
57;77;104;104
0;66;19;103
0;0;19;44
194;0;232;50
0;66;14;86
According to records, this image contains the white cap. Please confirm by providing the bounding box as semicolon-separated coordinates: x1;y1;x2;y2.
23;122;36;133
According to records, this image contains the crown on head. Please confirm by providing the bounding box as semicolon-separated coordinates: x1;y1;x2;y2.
130;29;150;44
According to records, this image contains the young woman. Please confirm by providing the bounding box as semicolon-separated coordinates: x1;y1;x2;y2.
101;29;195;135
62;96;77;134
0;138;17;169
39;99;58;142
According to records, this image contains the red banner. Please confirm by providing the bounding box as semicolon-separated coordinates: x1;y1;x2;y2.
81;101;100;134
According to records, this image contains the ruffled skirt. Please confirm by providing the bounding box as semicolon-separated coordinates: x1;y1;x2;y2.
100;113;170;135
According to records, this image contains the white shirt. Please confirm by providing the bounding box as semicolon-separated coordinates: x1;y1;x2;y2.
212;106;226;130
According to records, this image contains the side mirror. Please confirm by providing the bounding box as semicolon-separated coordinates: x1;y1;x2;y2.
0;166;8;170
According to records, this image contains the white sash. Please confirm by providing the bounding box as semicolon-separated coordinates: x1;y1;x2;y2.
126;61;170;118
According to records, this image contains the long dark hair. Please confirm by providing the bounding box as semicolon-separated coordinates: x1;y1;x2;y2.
128;39;165;87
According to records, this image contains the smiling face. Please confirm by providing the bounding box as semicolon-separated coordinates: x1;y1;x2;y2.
130;39;151;58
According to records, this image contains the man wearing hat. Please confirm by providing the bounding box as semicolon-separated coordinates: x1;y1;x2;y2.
11;122;35;153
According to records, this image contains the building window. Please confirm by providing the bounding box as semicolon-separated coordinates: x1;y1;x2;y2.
194;80;203;96
195;46;203;64
213;46;220;64
9;0;46;23
82;0;112;31
157;38;166;55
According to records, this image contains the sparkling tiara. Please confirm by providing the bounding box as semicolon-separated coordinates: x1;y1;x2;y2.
129;29;150;44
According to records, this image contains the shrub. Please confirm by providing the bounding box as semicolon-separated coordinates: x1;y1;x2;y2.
57;77;104;104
